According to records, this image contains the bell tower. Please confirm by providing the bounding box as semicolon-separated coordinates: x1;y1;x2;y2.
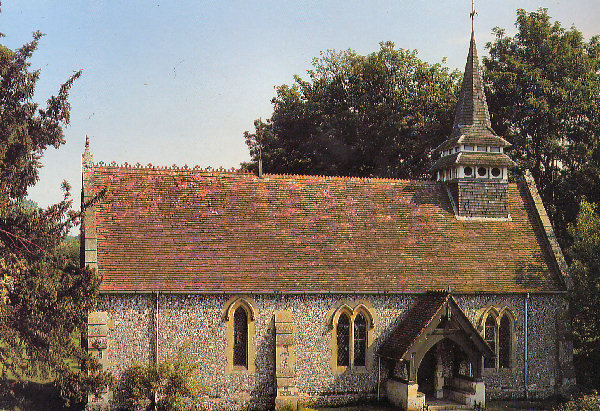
431;19;514;219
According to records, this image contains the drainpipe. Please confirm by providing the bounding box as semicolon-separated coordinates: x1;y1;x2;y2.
524;292;529;399
155;291;160;364
153;291;160;411
377;356;381;401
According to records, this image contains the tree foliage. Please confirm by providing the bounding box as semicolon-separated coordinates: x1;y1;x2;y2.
569;201;600;389
0;32;110;405
484;8;600;245
555;393;600;411
244;42;461;179
118;351;201;411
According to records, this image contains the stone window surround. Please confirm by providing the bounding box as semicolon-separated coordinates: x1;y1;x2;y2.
223;296;258;374
328;300;377;374
478;306;516;372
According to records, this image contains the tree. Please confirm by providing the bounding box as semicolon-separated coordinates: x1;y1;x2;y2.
244;42;461;179
119;350;201;411
55;235;80;268
0;32;110;405
569;201;600;390
484;8;600;245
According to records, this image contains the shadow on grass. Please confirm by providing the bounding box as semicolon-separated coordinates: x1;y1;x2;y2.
0;380;84;411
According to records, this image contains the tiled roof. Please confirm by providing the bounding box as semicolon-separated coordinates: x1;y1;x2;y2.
378;293;493;360
378;293;448;359
436;134;511;153
89;166;563;293
431;152;516;170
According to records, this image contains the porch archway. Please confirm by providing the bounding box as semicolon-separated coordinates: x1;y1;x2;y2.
378;293;493;410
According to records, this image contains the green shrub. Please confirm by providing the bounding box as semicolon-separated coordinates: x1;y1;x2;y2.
118;349;201;411
555;393;600;410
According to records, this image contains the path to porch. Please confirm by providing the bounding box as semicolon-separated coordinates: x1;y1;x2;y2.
316;398;557;411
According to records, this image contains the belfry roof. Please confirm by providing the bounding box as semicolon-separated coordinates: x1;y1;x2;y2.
87;166;565;294
431;151;516;170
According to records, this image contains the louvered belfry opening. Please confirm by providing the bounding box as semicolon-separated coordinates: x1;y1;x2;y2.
337;313;350;366
233;306;248;367
353;313;367;366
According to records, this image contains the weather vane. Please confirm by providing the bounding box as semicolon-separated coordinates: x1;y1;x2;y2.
470;0;478;32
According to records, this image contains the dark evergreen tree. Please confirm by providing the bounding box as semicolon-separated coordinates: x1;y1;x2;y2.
0;31;110;405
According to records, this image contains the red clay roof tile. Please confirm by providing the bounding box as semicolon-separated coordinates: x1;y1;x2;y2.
90;167;563;293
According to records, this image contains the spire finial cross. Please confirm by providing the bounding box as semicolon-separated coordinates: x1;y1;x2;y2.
470;0;478;32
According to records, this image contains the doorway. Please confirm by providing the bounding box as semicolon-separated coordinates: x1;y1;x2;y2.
417;338;472;403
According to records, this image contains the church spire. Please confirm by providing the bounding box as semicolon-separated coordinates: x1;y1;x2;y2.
452;30;493;134
430;10;515;219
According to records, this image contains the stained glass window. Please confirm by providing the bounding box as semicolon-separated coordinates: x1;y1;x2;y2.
354;314;367;366
484;315;496;368
499;315;511;368
337;313;350;366
233;306;248;367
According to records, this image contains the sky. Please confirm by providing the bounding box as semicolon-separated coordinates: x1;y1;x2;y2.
1;0;599;219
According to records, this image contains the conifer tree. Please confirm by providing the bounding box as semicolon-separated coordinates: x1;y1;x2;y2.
0;32;110;405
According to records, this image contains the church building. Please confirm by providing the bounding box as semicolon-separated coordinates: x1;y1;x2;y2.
83;26;575;410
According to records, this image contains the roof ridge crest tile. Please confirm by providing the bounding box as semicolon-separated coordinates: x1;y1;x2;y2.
261;172;421;184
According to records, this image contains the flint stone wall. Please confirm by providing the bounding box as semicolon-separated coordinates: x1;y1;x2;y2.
96;293;566;409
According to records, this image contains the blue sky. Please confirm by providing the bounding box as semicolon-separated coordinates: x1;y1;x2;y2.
1;1;599;216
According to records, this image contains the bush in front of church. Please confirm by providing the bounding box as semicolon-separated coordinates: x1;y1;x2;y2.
555;393;600;410
117;350;202;411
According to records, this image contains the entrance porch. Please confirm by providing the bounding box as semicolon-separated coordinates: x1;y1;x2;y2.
378;293;492;411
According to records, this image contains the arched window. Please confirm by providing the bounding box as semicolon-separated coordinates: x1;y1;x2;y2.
484;315;496;369
331;302;376;372
499;314;511;368
337;313;350;366
233;306;248;367
354;313;367;367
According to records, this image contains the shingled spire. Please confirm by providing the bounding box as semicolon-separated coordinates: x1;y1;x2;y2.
431;22;515;220
452;30;493;135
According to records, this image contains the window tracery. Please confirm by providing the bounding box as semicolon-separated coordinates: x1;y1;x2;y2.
330;302;376;372
480;306;515;370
